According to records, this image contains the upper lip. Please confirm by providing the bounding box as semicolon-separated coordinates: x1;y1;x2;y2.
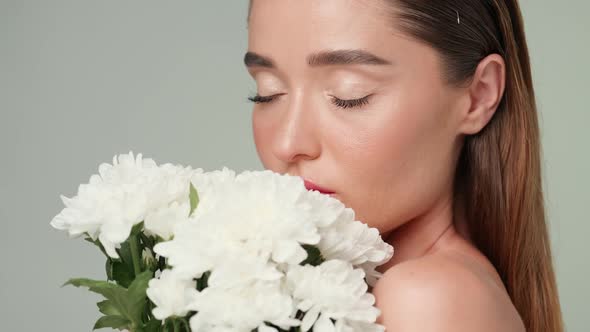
302;178;335;194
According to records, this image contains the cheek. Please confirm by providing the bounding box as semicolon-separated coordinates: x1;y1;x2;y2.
339;87;456;232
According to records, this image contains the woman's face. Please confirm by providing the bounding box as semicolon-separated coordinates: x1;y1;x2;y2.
246;0;467;235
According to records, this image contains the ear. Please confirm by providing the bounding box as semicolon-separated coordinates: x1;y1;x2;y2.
459;54;506;135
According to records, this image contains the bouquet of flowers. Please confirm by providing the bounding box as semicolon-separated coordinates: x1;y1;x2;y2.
50;152;394;332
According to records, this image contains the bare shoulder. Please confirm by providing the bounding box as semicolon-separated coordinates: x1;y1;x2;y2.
371;251;525;332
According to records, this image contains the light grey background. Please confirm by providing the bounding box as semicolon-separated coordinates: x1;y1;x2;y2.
0;1;587;331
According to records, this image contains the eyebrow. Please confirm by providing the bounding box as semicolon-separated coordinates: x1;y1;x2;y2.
243;49;392;68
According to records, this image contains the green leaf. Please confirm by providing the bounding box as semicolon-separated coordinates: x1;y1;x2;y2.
163;318;189;332
97;300;121;316
300;244;324;266
128;271;153;302
127;270;154;324
116;237;141;276
180;318;191;332
63;278;123;295
131;221;145;236
117;239;136;273
63;278;129;312
93;315;130;330
63;277;139;329
196;271;210;291
142;319;163;332
111;259;135;288
189;182;199;216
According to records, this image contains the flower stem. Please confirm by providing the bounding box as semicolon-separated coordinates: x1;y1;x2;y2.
129;234;142;276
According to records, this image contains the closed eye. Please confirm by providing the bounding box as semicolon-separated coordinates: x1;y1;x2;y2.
247;94;281;104
329;94;372;110
247;93;373;110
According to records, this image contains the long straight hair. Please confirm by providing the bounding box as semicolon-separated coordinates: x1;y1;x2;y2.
384;1;563;331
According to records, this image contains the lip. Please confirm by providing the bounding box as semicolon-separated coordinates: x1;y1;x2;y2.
303;178;335;194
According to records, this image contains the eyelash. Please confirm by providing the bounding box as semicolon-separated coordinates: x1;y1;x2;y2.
247;93;372;110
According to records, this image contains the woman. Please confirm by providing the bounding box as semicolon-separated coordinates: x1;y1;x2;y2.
244;1;563;331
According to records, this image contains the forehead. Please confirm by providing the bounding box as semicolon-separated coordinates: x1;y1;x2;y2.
247;0;395;60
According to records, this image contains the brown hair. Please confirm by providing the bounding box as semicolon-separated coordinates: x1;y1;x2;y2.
385;0;563;331
247;0;563;331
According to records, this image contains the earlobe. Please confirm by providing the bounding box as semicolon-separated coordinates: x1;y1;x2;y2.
459;54;506;135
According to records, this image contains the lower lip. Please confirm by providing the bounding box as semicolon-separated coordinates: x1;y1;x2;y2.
303;179;335;195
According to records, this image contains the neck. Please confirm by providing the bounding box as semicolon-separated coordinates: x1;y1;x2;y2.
376;194;467;273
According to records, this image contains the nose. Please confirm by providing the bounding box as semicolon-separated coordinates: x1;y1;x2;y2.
271;90;321;164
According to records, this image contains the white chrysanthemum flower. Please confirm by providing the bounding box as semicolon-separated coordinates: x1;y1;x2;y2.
355;261;387;289
153;218;222;280
50;151;199;258
286;259;385;332
50;152;157;257
149;162;200;207
314;207;394;287
187;279;300;332
302;189;348;228
155;169;330;279
188;167;237;216
206;252;284;289
146;269;198;320
213;170;325;265
144;200;191;240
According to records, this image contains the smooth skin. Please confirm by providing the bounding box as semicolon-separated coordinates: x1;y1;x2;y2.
245;1;525;331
